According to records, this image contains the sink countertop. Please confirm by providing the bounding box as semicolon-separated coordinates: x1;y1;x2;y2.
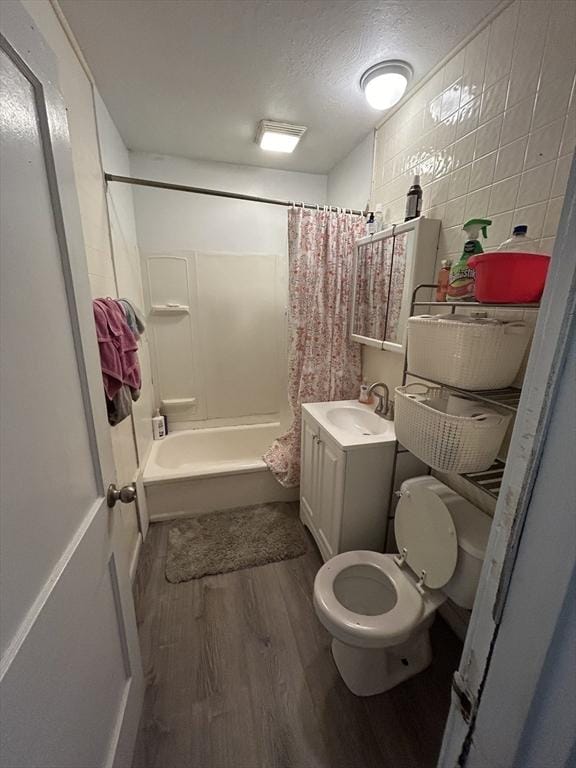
302;400;396;450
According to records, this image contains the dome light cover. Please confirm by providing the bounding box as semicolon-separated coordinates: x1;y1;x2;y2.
360;61;413;110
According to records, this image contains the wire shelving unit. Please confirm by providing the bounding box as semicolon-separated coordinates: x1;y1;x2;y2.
387;284;539;527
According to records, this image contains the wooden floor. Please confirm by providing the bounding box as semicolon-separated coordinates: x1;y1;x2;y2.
132;511;462;768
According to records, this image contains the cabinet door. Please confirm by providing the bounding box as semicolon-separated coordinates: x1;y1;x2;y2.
316;436;345;560
351;234;395;346
300;415;319;524
383;230;409;345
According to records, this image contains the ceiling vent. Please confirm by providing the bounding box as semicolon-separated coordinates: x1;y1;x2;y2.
256;120;307;153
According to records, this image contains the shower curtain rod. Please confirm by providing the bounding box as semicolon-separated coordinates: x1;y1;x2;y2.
104;173;364;216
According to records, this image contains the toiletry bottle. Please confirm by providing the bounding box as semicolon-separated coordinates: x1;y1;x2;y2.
404;174;422;221
435;259;452;301
366;212;376;235
358;382;372;404
374;203;384;232
499;225;539;252
152;408;166;440
447;218;492;301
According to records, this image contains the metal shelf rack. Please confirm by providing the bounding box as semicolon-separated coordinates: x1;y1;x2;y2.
404;374;522;412
412;300;540;309
387;284;539;510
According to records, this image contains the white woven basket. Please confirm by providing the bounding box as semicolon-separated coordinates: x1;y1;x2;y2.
394;383;511;473
407;315;531;390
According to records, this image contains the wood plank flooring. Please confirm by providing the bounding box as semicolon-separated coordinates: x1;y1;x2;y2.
132;509;462;768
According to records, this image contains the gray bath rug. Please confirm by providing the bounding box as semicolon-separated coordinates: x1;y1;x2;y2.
165;502;308;583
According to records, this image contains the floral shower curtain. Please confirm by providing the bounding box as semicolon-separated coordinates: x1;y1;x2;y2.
264;207;367;487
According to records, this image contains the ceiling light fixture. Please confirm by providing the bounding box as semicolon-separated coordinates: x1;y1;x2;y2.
360;60;413;110
256;120;307;153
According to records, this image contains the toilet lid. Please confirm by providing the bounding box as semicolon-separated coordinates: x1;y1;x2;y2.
395;484;458;589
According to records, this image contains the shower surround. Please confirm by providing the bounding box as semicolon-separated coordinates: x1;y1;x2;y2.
132;153;327;516
132;151;327;432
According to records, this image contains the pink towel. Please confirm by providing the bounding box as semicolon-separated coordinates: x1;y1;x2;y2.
93;298;141;400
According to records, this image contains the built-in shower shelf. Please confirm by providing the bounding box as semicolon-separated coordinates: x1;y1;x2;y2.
151;304;190;315
161;397;197;409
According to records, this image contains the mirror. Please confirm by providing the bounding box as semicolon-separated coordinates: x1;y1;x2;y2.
383;231;408;344
352;236;393;342
351;230;408;348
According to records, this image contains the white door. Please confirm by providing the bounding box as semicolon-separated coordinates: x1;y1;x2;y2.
316;436;345;560
0;5;143;768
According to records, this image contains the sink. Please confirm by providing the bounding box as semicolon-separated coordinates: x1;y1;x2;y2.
302;400;396;448
325;406;394;436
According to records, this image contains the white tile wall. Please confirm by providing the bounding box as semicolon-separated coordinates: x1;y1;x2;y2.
372;0;576;264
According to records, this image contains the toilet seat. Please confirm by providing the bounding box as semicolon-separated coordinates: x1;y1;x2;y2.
395;480;458;589
313;551;425;649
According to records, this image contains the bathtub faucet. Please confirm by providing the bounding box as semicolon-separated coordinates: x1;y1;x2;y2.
367;382;394;420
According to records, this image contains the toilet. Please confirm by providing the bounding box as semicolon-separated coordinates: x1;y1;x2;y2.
313;476;491;696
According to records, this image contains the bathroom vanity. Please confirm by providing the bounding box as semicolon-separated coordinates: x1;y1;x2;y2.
300;401;424;561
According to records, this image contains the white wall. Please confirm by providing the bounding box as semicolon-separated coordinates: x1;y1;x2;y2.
94;94;154;466
327;131;374;211
130;151;327;428
130;152;327;254
22;0;149;572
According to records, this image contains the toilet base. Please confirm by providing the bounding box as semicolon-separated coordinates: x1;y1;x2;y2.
331;622;433;696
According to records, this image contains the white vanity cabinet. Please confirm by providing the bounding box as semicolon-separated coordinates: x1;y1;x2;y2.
300;405;396;561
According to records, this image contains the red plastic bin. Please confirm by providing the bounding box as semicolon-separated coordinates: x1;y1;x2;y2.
468;251;550;303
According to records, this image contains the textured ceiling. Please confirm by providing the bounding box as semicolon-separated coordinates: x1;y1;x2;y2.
59;0;501;174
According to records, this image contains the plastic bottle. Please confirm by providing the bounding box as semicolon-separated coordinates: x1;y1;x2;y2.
499;225;539;252
358;382;372;404
366;212;376;235
374;203;385;232
435;259;452;301
152;408;166;440
404;174;422;221
447;218;492;301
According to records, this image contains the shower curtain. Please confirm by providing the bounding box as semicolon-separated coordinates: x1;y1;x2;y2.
264;207;366;487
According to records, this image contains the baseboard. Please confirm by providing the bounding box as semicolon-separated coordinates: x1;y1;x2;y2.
129;532;142;583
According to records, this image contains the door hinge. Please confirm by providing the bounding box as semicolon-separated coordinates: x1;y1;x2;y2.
452;671;476;723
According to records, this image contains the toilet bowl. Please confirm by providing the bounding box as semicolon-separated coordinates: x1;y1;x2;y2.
313;476;491;696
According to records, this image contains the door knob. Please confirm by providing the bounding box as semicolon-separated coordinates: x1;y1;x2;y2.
107;483;137;508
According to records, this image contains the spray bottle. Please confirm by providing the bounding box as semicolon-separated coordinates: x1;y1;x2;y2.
447;218;492;301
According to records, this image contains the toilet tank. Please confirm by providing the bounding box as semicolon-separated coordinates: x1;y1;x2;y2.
399;477;492;610
440;488;492;609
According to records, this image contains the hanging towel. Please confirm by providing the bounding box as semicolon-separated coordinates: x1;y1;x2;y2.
106;384;133;426
117;298;146;339
93;298;141;401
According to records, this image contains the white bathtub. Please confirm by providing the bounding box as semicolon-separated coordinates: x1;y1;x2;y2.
143;422;298;521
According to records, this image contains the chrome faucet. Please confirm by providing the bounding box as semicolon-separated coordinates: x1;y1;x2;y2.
367;381;394;420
